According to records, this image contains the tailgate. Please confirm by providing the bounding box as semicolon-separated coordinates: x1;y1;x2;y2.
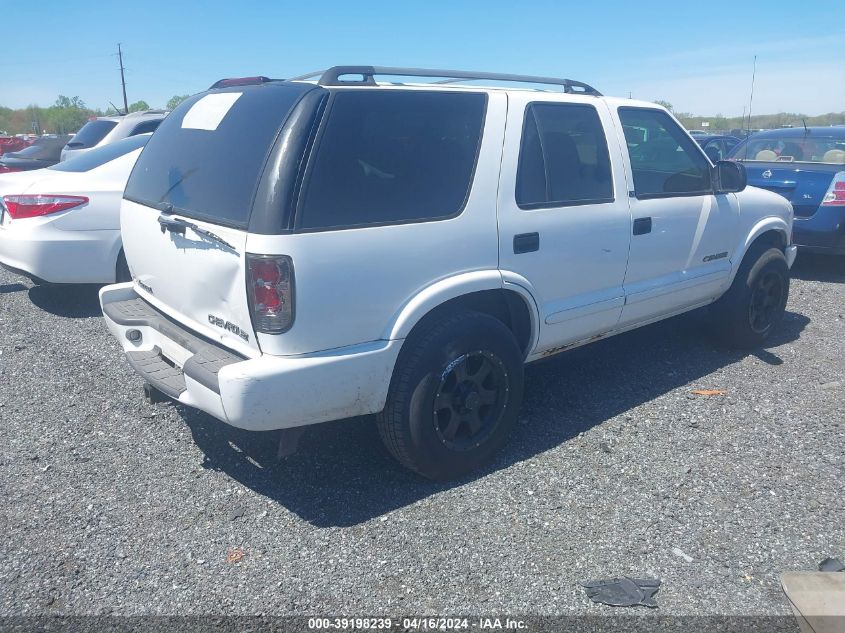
121;199;258;354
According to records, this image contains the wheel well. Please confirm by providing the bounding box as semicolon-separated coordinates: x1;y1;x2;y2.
748;229;787;253
405;289;534;357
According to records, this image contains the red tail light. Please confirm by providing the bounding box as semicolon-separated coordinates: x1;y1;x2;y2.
3;195;89;219
0;165;22;173
246;254;294;334
821;172;845;207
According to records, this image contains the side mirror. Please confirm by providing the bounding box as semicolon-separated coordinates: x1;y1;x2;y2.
714;160;747;194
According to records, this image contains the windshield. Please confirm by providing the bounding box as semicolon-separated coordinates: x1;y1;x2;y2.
731;136;845;164
50;134;149;172
66;120;118;149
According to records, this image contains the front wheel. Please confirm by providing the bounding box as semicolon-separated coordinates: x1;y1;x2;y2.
711;245;790;348
377;310;525;480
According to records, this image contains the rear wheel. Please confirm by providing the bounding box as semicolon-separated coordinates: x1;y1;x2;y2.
377;310;524;480
711;245;789;348
116;249;131;283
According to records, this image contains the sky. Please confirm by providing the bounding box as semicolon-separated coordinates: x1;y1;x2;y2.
2;0;844;116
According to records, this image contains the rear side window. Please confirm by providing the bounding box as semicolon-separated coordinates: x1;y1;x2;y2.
297;90;486;230
67;120;117;149
516;103;614;208
129;120;162;136
50;134;148;172
619;108;711;197
124;83;313;227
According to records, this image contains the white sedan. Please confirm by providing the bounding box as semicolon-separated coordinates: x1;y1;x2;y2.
0;134;149;284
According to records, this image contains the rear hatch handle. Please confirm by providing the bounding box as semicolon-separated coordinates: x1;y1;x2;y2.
157;212;237;253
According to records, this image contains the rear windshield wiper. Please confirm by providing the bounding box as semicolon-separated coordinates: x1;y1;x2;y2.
157;213;237;253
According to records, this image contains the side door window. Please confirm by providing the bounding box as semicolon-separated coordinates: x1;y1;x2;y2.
516;103;614;208
619;108;712;198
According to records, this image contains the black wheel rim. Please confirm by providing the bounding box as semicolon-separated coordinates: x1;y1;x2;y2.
433;351;509;451
749;270;784;334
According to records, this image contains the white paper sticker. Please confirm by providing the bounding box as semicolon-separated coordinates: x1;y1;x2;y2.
181;93;242;131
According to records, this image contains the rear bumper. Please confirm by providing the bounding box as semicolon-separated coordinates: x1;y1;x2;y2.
793;207;845;255
100;284;402;431
0;220;120;283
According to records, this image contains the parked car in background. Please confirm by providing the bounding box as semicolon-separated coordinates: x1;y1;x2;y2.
693;134;741;162
729;127;845;255
60;110;166;161
0;136;72;173
0;135;34;156
0;134;150;284
99;67;794;480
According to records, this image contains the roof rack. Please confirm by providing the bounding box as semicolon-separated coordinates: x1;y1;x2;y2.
290;66;601;96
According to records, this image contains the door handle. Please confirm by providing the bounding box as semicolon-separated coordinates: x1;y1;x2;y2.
513;232;539;254
633;217;652;236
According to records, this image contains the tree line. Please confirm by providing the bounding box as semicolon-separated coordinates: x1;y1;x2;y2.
0;95;191;135
3;94;844;136
653;100;845;132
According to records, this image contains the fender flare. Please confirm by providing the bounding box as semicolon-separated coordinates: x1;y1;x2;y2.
384;270;541;353
728;217;790;283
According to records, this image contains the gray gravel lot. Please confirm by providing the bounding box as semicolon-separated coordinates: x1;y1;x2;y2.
0;255;843;617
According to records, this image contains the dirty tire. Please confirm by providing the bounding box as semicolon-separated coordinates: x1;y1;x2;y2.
116;249;131;283
377;310;524;481
711;245;789;349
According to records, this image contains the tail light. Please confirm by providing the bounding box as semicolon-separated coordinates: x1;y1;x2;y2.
0;165;22;173
246;254;294;334
3;195;88;219
821;172;845;207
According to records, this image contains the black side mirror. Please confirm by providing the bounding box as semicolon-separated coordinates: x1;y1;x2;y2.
714;160;747;194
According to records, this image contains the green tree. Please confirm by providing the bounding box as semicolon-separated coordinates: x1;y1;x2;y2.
128;100;151;113
166;94;190;110
653;100;673;112
48;95;92;134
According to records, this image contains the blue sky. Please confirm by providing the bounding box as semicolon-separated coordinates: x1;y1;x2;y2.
3;0;843;115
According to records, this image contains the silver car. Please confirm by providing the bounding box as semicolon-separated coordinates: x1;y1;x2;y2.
60;110;167;161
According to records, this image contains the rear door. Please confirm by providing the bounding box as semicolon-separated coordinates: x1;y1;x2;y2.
120;83;316;355
496;95;632;353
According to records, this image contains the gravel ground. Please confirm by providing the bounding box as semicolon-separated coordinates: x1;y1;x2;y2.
0;255;843;618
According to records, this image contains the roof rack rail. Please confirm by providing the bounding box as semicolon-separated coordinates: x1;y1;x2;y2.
290;66;601;96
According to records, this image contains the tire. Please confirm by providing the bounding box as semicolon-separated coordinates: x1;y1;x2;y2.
711;245;789;348
115;249;131;283
377;310;524;480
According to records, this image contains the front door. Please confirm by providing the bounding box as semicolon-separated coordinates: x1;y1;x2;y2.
497;95;632;355
613;107;739;326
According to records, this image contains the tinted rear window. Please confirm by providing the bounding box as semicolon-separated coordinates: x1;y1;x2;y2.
124;83;313;227
67;120;118;149
298;90;486;230
50;134;149;172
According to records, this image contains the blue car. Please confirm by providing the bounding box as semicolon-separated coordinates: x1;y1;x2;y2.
729;127;845;255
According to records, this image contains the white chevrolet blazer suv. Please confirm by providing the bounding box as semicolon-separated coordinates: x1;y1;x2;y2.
100;67;796;480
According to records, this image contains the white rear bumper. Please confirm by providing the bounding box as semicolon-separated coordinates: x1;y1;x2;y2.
100;283;402;431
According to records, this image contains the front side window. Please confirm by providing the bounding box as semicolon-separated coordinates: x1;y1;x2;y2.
516;103;614;208
298;90;486;230
619;108;711;198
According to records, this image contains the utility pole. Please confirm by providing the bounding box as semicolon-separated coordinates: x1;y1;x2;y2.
118;43;128;114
